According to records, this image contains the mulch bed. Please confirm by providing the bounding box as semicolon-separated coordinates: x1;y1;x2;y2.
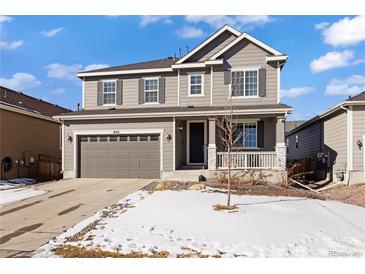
321;184;365;208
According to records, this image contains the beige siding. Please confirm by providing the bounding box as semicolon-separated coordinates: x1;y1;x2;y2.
63;118;173;176
213;40;278;106
0;109;61;179
186;31;237;62
179;70;211;107
84;73;178;110
352;106;365;171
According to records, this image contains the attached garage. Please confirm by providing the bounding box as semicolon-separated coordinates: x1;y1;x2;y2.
78;134;161;179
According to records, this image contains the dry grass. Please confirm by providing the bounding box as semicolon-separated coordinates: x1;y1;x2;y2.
213;204;238;211
53;245;169;258
322;184;365;208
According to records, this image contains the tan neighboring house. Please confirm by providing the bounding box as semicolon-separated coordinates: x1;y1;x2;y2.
286;91;365;184
55;25;292;182
0;86;70;179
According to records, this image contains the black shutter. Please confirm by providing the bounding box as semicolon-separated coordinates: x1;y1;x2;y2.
97;81;103;106
159;77;165;103
116;80;123;105
224;71;231;85
257;120;264;148
138;79;144;104
259;68;266;97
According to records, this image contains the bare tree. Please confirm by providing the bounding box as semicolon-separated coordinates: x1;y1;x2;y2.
216;100;245;206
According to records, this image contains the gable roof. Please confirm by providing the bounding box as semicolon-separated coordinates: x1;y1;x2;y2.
210;32;284;60
0;86;71;117
345;91;365;102
175;25;241;64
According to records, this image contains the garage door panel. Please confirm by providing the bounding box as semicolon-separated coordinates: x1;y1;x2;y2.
79;134;160;179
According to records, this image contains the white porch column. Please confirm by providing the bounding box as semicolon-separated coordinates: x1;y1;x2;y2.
208;117;217;170
275;117;286;170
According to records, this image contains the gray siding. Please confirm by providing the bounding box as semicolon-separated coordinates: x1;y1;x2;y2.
352;106;365;171
64;118;173;176
179;69;211;107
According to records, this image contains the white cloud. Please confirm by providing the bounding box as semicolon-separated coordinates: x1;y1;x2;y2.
320;15;365;47
50;88;66;95
185;15;272;30
310;50;354;73
0;16;13;23
45;63;83;80
281;87;316;98
325;75;365;96
140;16;172;27
314;22;329;30
175;26;204;39
0;40;24;50
84;64;109;71
41;27;63;37
0;72;41;90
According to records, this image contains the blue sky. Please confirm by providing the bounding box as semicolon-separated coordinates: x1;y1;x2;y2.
1;15;365;120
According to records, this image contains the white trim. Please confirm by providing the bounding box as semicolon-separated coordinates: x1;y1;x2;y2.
177;69;180;107
277;62;280;104
144;77;159;104
188;74;205;97
171;60;224;69
172;117;176;171
176;25;241;64
55;108;293;120
72;128;164;177
61;122;65;172
348;106;353;172
0;102;60;123
76;67;173;77
210;32;283;60
210;66;213;106
266;56;288;62
186;120;207;165
229;68;259;98
82;78;85;109
102;80;117;105
230;66;261;71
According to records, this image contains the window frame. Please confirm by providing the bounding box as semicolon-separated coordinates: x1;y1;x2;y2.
102;80;117;106
144;77;159;104
188;74;204;97
229;67;259;99
232;120;258;149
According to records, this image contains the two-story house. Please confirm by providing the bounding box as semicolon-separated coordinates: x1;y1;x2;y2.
55;25;292;182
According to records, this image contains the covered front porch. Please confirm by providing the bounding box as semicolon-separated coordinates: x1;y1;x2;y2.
172;114;287;172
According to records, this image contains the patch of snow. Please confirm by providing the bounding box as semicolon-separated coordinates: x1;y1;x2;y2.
0;187;46;205
34;190;365;258
0;178;37;189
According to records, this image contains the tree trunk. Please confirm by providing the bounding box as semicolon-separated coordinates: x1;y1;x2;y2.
227;147;231;206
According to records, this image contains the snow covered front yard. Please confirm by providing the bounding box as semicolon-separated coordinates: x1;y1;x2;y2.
0;187;46;205
35;189;365;258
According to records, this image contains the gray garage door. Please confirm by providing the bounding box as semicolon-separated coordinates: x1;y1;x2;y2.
78;134;160;179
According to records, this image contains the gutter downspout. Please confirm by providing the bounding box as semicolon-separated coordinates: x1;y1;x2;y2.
340;105;351;185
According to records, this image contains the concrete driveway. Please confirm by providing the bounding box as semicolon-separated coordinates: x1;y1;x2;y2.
0;178;153;258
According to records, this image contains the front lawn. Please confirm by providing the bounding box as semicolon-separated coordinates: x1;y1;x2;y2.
34;187;365;258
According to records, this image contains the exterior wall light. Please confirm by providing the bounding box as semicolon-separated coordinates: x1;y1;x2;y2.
67;135;73;143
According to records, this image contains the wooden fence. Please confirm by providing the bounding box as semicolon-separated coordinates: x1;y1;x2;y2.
38;154;62;181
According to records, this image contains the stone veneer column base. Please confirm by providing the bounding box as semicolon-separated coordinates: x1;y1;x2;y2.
207;145;217;171
275;142;287;170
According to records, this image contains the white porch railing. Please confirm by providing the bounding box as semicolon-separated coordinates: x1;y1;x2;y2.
217;151;278;169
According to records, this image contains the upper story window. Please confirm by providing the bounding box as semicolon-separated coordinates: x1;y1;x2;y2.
189;74;204;96
144;78;159;103
231;69;258;97
103;80;116;105
233;122;257;148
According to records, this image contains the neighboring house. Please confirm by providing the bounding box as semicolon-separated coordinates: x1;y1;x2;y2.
0;86;70;179
286;91;365;184
55;25;292;182
285;120;306;134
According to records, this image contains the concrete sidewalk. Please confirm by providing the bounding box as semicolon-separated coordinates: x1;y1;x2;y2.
0;178;153;258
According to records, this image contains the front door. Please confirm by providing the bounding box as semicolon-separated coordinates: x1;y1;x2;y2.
189;122;205;164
